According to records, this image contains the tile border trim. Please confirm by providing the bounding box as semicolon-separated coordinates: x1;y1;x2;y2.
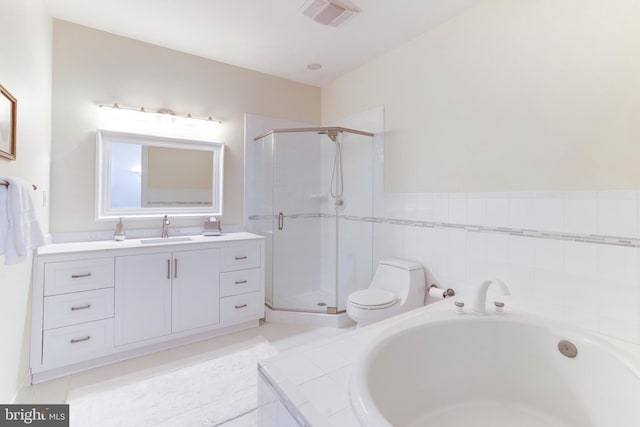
249;214;640;248
343;216;640;248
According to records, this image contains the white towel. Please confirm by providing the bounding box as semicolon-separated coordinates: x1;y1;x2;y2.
0;185;8;261
0;177;45;265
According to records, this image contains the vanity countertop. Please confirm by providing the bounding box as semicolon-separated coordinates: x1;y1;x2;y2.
37;232;264;256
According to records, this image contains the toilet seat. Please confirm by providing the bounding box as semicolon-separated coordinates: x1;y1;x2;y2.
348;289;398;310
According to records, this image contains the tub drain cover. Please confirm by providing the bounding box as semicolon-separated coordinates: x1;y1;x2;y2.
558;340;577;358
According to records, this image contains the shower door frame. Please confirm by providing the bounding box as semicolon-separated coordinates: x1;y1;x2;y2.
253;126;375;142
253;126;374;315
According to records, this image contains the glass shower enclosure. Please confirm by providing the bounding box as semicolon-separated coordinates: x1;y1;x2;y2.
250;127;374;314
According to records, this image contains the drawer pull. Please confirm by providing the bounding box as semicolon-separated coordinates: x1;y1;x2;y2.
234;304;248;309
71;273;92;279
234;256;248;260
70;336;91;344
70;304;91;311
234;280;248;285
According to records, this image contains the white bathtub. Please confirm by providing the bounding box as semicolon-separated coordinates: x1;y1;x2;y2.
349;312;640;427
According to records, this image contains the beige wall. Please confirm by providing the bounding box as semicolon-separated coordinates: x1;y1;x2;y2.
51;20;320;232
0;0;51;402
322;0;640;192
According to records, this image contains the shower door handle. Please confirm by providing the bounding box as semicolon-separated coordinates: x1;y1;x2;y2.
278;212;284;230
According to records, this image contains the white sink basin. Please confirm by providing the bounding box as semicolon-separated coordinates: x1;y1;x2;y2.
140;236;193;244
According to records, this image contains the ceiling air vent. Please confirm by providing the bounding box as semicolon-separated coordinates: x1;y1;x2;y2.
300;0;359;28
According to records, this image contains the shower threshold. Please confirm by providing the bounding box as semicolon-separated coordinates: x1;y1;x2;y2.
265;304;344;315
264;305;354;328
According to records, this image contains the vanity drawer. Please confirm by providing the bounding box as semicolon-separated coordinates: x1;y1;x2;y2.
43;288;114;330
220;268;260;297
220;292;263;324
44;258;114;296
220;244;260;272
42;318;114;368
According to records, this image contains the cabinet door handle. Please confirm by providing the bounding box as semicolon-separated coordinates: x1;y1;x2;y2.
71;304;91;311
234;304;248;309
174;259;178;279
278;212;284;230
234;280;248;285
234;256;248;260
167;259;171;279
70;336;91;344
71;273;91;279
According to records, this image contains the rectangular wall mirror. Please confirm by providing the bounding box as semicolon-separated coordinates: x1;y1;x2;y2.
96;130;224;219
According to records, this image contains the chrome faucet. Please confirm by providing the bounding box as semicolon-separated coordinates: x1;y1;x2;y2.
466;279;510;314
161;215;170;238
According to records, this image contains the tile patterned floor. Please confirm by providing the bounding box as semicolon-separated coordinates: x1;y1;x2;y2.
15;320;351;426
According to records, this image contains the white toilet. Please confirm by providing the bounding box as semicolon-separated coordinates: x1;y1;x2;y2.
346;258;425;327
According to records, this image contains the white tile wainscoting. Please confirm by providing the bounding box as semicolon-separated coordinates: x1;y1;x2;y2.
245;108;640;349
372;190;640;344
321;106;640;345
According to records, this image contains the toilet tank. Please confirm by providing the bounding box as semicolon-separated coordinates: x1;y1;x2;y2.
371;259;425;301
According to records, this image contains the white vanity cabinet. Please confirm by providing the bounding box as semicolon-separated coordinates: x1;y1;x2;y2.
170;248;221;334
219;246;263;324
40;258;116;368
114;252;173;346
114;248;220;346
30;233;265;383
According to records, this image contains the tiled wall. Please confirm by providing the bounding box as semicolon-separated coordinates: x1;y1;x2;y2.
372;190;640;344
248;107;640;344
329;106;640;344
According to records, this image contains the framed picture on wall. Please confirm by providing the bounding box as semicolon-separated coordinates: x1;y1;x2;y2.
0;84;17;160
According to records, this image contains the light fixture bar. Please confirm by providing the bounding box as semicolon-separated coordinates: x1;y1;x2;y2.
98;103;222;125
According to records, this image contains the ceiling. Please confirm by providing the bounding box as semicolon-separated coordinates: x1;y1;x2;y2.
44;0;481;87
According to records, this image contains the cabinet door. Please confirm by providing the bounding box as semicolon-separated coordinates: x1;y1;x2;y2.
115;252;172;346
172;248;220;333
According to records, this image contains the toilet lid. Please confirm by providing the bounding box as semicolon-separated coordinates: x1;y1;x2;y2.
348;289;398;309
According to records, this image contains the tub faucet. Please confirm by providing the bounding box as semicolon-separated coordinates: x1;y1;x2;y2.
466;279;510;314
161;215;170;238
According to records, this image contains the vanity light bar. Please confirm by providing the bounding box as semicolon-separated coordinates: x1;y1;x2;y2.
98;103;223;125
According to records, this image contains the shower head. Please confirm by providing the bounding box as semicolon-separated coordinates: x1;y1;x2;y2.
318;129;339;143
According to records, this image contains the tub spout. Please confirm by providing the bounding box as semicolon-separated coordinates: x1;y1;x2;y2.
466;279;510;314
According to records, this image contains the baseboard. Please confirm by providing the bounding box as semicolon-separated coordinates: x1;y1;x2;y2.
10;371;32;403
31;320;259;384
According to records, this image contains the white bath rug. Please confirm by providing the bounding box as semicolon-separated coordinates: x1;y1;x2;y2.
67;337;277;427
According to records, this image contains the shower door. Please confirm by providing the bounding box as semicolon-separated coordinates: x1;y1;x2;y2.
334;131;374;312
251;127;374;314
270;131;337;312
